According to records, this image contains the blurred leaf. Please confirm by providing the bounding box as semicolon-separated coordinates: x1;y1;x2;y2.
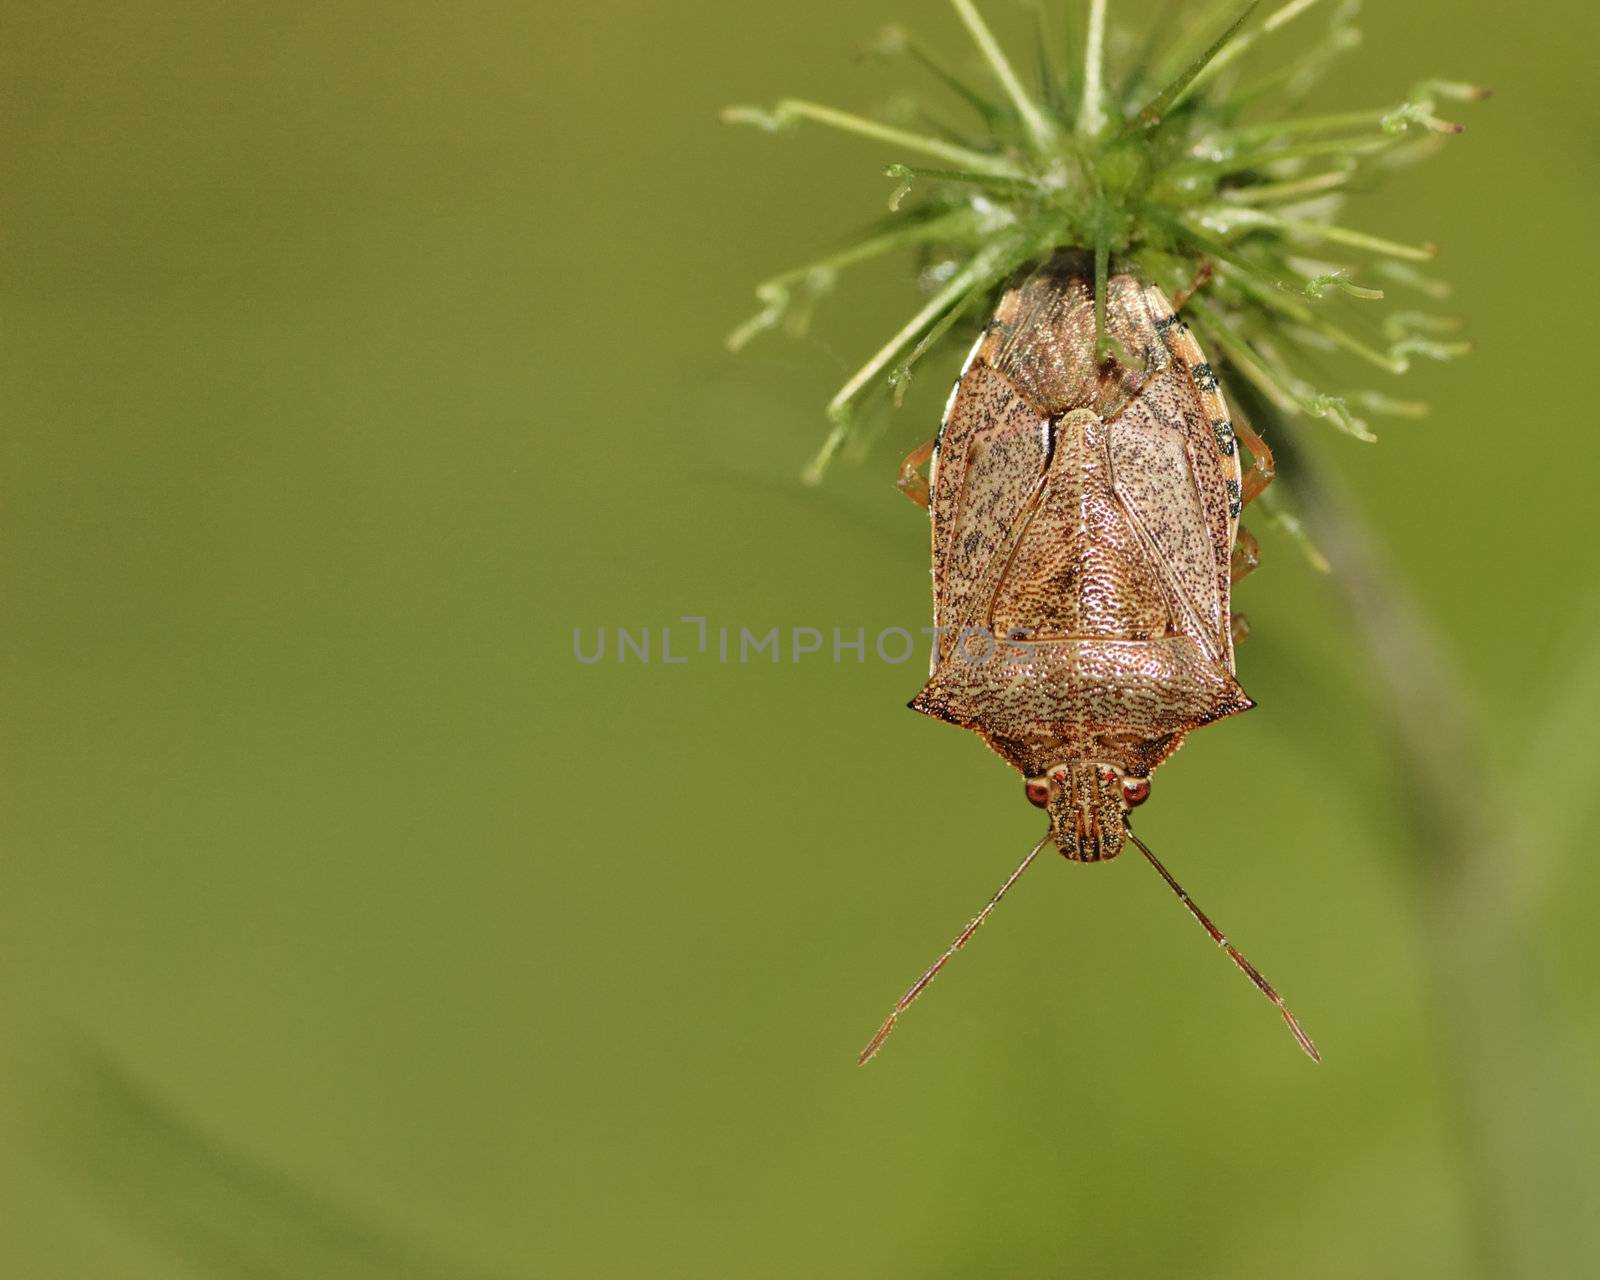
44;1044;502;1280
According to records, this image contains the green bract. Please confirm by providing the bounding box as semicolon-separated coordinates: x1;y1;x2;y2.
725;0;1482;484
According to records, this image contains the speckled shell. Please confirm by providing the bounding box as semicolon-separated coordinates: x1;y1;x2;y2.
911;251;1252;789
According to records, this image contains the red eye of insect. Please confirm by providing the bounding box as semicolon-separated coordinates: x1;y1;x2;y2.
1025;781;1050;809
1121;777;1152;808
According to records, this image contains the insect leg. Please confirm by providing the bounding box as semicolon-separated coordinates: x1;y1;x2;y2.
897;437;936;509
1231;522;1257;643
1230;407;1277;508
1231;524;1261;585
1124;821;1321;1063
858;832;1052;1065
1170;260;1215;313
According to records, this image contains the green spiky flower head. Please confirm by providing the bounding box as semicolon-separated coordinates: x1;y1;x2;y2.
726;0;1482;484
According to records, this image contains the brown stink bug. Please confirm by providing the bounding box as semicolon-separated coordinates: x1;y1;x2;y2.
859;252;1318;1066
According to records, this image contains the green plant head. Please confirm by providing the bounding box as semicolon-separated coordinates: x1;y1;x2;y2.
725;0;1483;484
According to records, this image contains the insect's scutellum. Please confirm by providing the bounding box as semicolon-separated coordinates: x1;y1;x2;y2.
727;2;1476;1062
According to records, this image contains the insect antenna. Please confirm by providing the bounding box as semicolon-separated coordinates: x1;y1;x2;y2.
1124;821;1321;1062
857;831;1052;1065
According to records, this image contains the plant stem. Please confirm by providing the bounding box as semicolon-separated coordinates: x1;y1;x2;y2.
1174;135;1391;176
1274;430;1589;1280
1270;216;1437;262
1178;0;1327;103
949;0;1057;153
723;100;1023;178
1078;0;1109;136
806;246;1015;483
1221;171;1351;204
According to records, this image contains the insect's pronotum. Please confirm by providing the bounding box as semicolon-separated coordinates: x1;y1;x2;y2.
727;0;1477;1063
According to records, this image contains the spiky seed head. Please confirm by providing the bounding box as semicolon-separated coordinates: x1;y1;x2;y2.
726;0;1481;482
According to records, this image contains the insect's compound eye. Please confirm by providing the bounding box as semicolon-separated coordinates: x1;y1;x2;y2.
1121;777;1152;808
1024;780;1050;809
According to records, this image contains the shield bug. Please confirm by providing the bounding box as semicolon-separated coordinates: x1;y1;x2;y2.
726;0;1478;1068
858;253;1319;1065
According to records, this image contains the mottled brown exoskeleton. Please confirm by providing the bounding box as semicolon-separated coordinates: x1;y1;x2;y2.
860;252;1317;1065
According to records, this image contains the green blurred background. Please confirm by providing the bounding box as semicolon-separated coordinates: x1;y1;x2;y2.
1;1;1595;1276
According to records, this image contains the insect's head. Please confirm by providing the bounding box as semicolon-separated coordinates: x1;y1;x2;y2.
1025;762;1151;862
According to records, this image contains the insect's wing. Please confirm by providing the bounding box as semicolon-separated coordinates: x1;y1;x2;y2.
1106;354;1238;669
927;359;1051;667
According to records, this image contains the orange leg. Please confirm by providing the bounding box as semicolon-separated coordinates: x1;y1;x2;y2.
1231;524;1260;646
1227;405;1271;654
897;437;935;509
1231;408;1276;508
1171;260;1215;314
1231;525;1261;585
